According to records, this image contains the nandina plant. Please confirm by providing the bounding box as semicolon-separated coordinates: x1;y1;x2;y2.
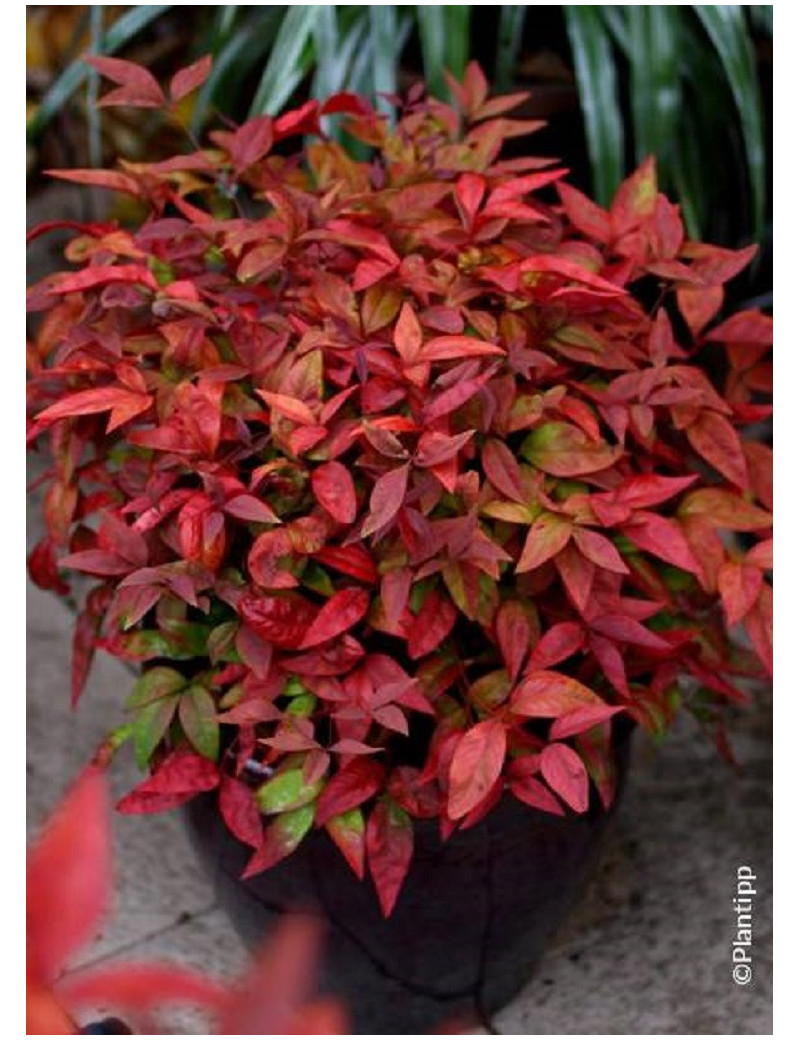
27;58;772;917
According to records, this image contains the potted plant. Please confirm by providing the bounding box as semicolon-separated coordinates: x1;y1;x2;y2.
27;57;772;1033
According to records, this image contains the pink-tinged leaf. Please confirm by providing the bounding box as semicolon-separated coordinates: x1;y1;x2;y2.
482;438;526;503
554;542;595;611
718;561;762;628
313;544;377;585
510;776;565;816
229;115;274;173
298;588;370;649
575;724;617;809
257;390;316;425
223;494;280;524
495;600;533;680
447;719;507;820
541;743;589;813
407;591;457;659
52;261;156;292
455;172;485;226
742;584;772;676
367;800;414;917
361;463;410;538
678;489;772;530
590;614;670;650
527;623;585;669
170;54;212;102
381;567;412;628
415;429;474;468
325;808;366;879
241;804;315;879
556;181;612;243
686;411;749;489
37;385;151;432
550;704;625;740
516;515;572;573
572;528;628;574
312;461;358;524
219;776;263;850
745;539;773;571
316;759;385;827
86;55;166;108
420;335;505;362
611;156;657;233
622;512;702;577
59;964;225;1017
394;302;423;364
27;767;111;983
522;422;619;476
677;285;724;336
613;473;698;509
44;167;142;196
511;670;600;717
239;592;317;649
116;751;219;814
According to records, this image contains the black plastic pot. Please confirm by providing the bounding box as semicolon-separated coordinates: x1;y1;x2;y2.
184;735;629;1034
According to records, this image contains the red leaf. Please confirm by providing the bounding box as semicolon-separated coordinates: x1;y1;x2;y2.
527;623;585;669
718;561;763;628
298;588;370;649
27;767;111;983
420;335;505;362
550;704;625;740
678;489;772;530
455;172;485;226
554;542;595;610
367;800;414;917
51;264;157;294
313;544;377;584
407;590;457;659
482;438;526;503
59;964;225;1016
393;302;423;364
572;528;628;574
511;670;600;717
86;55;166;108
116;751;219;814
229;115;274;174
37;385;151;433
219;776;264;850
361;463;410;537
622;512;701;577
312;462;358;524
495;600;533;680
686;411;749;489
516;515;572;573
556;181;612;244
170;54;212;102
325;809;366;879
257;390;316;425
541;743;589;813
447;719;507;820
239;592;317;649
315;759;385;827
510;776;565;816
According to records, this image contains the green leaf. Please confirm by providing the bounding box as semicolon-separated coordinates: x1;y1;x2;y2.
27;5;173;141
286;693;318;718
256;767;323;814
125;667;187;711
693;5;766;240
626;7;682;168
132;694;180;770
495;6;527;91
564;5;625;206
370;6;399;118
178;685;220;761
249;5;320;116
416;5;471;99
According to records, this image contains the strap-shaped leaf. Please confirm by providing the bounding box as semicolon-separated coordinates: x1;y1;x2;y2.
249;5;320;116
417;5;471;100
495;6;527;91
693;4;766;240
564;6;624;206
